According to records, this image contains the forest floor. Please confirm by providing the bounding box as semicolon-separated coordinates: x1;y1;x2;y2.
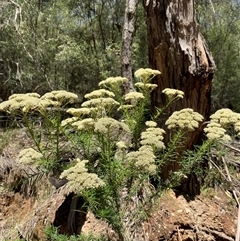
0;128;238;241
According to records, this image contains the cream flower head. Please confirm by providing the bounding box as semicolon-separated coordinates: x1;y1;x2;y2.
124;92;145;102
60;159;105;193
71;118;95;131
210;108;240;129
162;88;184;100
165;108;204;131
0;93;60;114
0;97;38;113
61;117;79;127
208;108;240;137
99;77;127;88
135;82;158;93
140;125;166;150
41;90;78;104
38;99;60;111
94;117;130;139
17;148;43;164
126;145;157;175
210;108;234;124
145;121;157;127
81;97;119;109
81;97;120;118
204;122;231;142
9;93;40;100
116;141;128;150
134;68;161;83
0;93;41;113
117;104;133;112
16;96;42;113
84;89;115;99
67;107;92;117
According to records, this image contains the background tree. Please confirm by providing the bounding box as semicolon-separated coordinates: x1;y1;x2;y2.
0;0;70;98
121;0;138;93
0;0;149;101
2;1;240;113
196;0;240;112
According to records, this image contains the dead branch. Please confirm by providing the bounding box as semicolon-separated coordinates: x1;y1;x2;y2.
222;142;240;154
221;156;240;241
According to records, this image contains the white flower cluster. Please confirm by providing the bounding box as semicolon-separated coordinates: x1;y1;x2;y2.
117;104;133;112
134;68;161;83
80;97;120;118
166;108;204;131
204;122;231;142
62;107;97;127
94;117;130;140
98;77;128;89
0;91;78;114
60;159;105;193
124;92;145;102
71;118;95;131
145;121;157;127
17;148;43;164
61;117;79;127
84;89;115;99
140;121;166;150
133;68;160;95
67;107;92;117
209;108;240;131
81;97;119;109
126;145;157;175
162;88;184;100
9;93;40;100
116;141;128;149
41;90;78;104
0;93;54;113
134;82;158;93
203;108;240;141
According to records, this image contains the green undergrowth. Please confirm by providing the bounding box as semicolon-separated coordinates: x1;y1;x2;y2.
45;226;107;241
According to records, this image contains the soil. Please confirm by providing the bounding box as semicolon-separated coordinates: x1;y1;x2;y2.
0;187;237;241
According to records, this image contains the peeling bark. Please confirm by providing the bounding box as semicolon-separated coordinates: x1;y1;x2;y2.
143;0;215;194
144;0;214;119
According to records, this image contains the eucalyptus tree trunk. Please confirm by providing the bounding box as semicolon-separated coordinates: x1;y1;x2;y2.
121;0;138;94
143;0;215;194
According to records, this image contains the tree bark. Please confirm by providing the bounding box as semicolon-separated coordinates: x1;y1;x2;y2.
143;0;215;194
121;0;138;94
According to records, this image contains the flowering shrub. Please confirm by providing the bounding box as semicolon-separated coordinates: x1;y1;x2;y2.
0;90;80;172
1;68;239;240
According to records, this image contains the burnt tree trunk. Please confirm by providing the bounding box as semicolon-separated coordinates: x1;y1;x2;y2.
143;0;215;194
121;0;138;94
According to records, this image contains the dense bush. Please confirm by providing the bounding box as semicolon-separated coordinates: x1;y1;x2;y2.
0;0;148;101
